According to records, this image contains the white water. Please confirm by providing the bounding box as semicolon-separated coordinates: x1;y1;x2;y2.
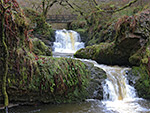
53;29;84;53
5;31;150;113
52;31;150;113
79;59;150;113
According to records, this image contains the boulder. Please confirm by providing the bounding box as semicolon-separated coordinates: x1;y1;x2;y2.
127;65;150;99
83;61;106;100
32;38;52;56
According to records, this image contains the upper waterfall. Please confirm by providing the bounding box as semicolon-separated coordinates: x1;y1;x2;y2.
53;29;84;53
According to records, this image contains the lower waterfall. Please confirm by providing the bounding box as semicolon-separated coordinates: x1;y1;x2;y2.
79;59;150;113
95;62;150;113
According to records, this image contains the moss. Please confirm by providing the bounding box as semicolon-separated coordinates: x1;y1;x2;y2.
32;38;52;56
75;42;133;66
129;50;142;66
131;65;150;99
24;8;53;41
7;55;90;103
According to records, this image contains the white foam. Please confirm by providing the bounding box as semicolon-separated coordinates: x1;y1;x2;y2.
53;29;84;53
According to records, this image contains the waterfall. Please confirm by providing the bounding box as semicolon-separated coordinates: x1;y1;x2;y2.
53;29;84;53
78;59;150;113
52;29;150;112
96;64;150;113
99;65;136;101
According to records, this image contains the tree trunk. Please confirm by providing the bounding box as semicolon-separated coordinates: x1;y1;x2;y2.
0;12;9;113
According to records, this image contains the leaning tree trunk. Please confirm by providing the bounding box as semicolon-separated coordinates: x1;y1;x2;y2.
0;12;9;113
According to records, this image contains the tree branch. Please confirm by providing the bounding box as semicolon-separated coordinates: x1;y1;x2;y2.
113;0;139;13
96;0;139;13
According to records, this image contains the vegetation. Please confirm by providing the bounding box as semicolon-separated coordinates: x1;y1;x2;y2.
0;0;90;110
0;0;150;112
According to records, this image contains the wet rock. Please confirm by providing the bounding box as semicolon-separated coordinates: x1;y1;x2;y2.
127;66;150;100
83;61;107;100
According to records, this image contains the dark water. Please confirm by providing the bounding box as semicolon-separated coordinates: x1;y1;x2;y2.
1;99;150;113
2;99;105;113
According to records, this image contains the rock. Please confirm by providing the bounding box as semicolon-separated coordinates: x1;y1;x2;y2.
32;38;52;56
75;9;150;66
82;61;107;100
0;57;91;104
74;40;141;66
127;66;150;99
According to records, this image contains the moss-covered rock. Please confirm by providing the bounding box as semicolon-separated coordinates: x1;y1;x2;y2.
6;55;90;104
32;38;52;56
75;38;141;66
75;9;150;66
128;65;150;99
83;61;106;100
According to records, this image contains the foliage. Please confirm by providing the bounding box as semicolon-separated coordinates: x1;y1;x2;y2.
8;54;90;103
0;0;29;109
0;0;90;106
24;8;53;41
69;0;150;46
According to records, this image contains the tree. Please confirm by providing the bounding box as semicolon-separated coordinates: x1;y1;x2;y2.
24;0;61;19
0;0;22;112
0;0;10;112
41;0;58;19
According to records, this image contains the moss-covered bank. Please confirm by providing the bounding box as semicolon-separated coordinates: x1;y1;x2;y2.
24;8;55;43
7;55;90;104
0;1;94;106
128;65;150;99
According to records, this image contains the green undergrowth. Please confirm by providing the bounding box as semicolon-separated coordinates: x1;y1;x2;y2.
70;1;150;46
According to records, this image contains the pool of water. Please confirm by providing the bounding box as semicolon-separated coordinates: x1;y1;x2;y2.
4;99;150;113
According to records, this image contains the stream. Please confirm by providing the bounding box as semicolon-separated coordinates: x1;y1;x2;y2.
7;30;150;113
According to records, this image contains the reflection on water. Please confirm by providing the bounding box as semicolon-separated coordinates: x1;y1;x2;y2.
7;99;104;113
4;99;150;113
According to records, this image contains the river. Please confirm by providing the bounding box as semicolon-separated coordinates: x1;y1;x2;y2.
7;30;150;113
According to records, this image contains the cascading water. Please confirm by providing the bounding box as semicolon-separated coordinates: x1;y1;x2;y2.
9;42;150;113
95;64;150;113
79;59;150;113
53;29;84;53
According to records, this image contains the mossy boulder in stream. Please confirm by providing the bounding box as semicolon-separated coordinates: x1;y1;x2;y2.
82;61;106;100
127;44;150;100
75;39;141;66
